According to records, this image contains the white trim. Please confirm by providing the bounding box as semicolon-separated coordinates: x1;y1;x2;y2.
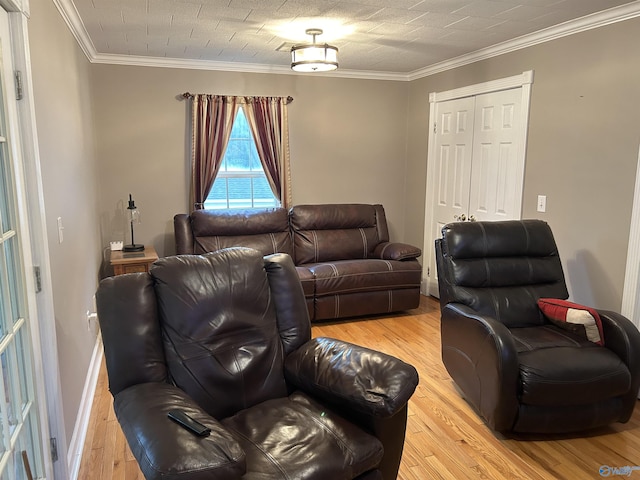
422;71;533;296
51;0;640;81
428;71;534;103
421;98;438;296
50;0;95;60
621;145;640;329
407;2;640;81
89;52;407;81
68;335;103;480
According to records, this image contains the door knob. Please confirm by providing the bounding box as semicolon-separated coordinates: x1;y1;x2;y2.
454;214;467;222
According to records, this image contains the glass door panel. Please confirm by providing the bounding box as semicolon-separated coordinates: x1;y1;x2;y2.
0;7;46;478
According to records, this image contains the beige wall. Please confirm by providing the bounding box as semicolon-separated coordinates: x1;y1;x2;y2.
406;17;640;310
90;66;409;257
29;0;101;448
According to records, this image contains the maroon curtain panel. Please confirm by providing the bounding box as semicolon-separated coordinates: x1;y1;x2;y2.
190;95;239;211
243;96;292;208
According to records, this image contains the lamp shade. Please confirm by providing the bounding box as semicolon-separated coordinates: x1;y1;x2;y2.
291;29;338;72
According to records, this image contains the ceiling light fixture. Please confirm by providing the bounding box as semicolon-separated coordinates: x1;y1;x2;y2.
291;29;338;73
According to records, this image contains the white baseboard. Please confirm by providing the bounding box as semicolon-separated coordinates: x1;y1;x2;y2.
67;335;104;479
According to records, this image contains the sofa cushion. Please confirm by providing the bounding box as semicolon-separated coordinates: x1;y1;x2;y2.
308;259;422;296
290;204;382;264
222;391;383;479
190;208;293;257
538;298;604;345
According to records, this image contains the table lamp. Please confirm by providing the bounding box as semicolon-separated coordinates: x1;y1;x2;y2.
123;194;144;252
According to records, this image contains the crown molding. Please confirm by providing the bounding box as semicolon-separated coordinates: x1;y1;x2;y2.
54;0;640;82
406;1;640;81
89;53;408;81
52;0;96;60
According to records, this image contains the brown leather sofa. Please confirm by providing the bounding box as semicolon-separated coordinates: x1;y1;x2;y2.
174;204;422;321
435;219;640;434
96;247;419;479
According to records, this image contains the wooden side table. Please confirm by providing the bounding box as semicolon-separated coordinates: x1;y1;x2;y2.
110;246;159;276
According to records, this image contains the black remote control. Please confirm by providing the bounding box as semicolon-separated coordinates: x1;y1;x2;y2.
167;409;211;437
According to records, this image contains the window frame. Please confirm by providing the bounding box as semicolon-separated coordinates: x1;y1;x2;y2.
203;107;280;210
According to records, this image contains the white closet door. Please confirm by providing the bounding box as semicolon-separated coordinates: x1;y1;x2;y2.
427;96;475;296
426;87;527;297
468;88;523;222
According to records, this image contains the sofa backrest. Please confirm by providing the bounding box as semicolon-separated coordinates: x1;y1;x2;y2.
174;208;293;257
290;204;389;264
435;219;569;328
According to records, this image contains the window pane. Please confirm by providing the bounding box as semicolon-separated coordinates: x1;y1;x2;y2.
248;145;261;171
0;145;11;234
204;178;229;209
225;139;252;171
5;237;23;329
253;177;278;208
15;329;31;415
227;177;253;208
204;107;279;210
1;350;18;434
17;411;42;479
0;248;8;340
234;109;251;139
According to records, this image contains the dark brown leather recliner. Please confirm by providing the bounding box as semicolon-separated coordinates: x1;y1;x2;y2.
435;220;640;434
96;247;419;479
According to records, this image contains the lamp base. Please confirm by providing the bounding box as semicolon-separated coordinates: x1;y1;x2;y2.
123;243;145;252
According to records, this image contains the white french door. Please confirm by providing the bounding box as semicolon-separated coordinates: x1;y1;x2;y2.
423;72;533;297
0;6;51;480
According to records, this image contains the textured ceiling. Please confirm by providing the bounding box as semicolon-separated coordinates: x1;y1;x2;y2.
66;0;638;77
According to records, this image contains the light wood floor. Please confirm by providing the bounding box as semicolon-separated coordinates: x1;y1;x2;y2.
77;296;640;479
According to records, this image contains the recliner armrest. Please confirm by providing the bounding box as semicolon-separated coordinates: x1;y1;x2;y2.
114;382;245;480
284;337;419;417
440;303;520;432
373;242;421;260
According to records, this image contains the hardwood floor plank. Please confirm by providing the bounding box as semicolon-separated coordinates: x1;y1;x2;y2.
78;295;640;479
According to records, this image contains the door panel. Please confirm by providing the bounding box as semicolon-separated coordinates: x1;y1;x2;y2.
469;88;522;222
427;87;526;297
0;8;48;478
428;96;475;296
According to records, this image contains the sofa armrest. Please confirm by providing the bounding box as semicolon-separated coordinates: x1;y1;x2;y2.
284;337;419;418
440;303;520;432
174;214;194;254
114;382;245;480
373;242;421;260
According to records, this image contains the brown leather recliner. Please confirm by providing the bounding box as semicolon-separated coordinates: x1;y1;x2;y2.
96;247;419;479
435;220;640;434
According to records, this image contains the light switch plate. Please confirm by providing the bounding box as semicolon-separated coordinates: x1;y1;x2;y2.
537;195;547;213
57;217;64;243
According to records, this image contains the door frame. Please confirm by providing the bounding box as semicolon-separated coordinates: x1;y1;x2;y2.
621;144;640;330
422;70;534;296
2;1;69;478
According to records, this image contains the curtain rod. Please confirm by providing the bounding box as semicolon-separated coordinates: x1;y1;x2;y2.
181;92;293;104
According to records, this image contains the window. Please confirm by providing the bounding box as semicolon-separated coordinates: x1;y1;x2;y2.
204;108;279;210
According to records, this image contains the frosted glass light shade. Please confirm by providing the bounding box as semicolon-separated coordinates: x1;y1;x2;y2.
291;44;338;72
291;29;339;72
